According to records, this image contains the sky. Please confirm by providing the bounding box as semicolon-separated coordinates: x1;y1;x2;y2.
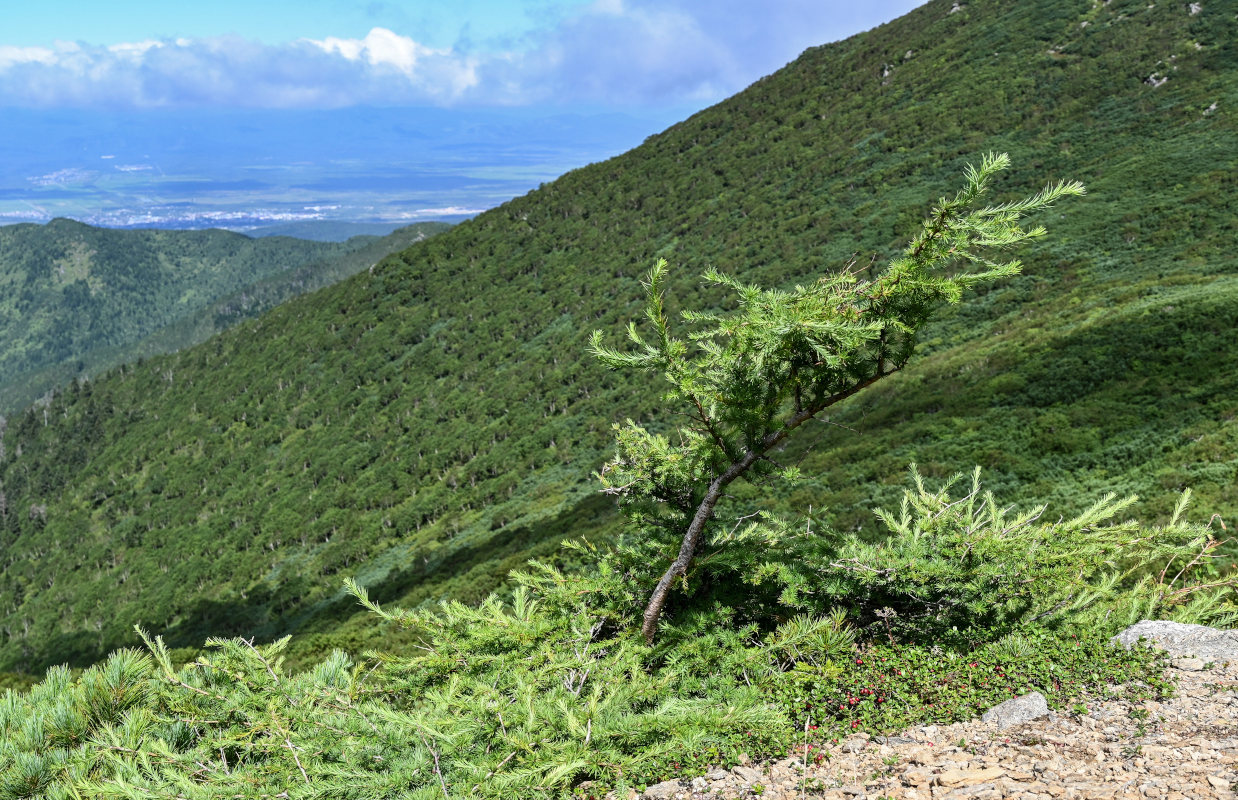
0;0;923;110
0;0;924;230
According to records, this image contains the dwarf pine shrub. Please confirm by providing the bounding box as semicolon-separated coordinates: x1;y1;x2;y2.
0;565;857;798
731;466;1237;641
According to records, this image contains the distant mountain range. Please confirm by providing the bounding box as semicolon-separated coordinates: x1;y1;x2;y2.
0;219;450;413
241;221;419;241
0;0;1233;675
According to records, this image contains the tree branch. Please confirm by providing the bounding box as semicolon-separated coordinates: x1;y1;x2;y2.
640;368;890;642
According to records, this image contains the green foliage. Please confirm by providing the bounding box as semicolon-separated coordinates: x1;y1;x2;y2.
751;467;1237;638
0;0;1235;674
0;3;1234;794
590;153;1084;639
0;220;448;413
0;567;826;799
771;628;1173;737
0;522;1188;799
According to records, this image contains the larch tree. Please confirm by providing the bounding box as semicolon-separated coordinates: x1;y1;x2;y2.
590;153;1086;642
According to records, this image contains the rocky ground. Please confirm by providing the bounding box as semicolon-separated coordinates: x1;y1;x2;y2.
634;623;1238;800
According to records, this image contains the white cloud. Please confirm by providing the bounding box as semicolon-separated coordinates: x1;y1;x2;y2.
0;45;57;68
309;34;367;63
309;28;443;74
0;1;922;109
503;1;738;104
107;40;163;59
308;27;479;96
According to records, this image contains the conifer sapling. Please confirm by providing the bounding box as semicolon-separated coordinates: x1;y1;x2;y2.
590;153;1086;642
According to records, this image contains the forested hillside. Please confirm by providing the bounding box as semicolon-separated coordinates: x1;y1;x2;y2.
0;220;449;412
0;0;1234;676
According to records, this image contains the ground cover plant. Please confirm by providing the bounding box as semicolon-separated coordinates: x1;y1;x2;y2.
773;628;1176;739
1;157;1232;799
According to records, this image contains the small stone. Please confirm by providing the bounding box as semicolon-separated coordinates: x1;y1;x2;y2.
689;776;708;792
705;769;729;781
1171;658;1205;671
1208;775;1230;789
732;765;764;784
981;692;1050;729
944;785;999;799
640;780;683;800
937;768;1005;786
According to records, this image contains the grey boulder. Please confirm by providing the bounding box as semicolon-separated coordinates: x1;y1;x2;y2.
1112;620;1238;662
731;765;765;784
981;691;1049;728
640;779;685;799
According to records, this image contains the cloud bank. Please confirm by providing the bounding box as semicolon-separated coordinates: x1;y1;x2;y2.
0;0;919;109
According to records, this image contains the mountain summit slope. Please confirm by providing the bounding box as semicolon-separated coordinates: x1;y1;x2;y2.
1;0;1235;673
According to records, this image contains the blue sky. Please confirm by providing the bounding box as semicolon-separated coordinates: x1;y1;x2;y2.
0;0;923;109
3;1;583;49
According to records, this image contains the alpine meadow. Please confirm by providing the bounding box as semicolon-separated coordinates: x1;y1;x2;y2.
0;0;1236;795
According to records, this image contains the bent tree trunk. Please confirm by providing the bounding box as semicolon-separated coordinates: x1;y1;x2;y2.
640;372;886;643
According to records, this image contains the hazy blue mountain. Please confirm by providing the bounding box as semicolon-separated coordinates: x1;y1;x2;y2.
241;221;411;242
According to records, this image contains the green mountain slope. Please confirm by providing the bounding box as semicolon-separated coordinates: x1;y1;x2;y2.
0;220;449;413
0;0;1234;674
